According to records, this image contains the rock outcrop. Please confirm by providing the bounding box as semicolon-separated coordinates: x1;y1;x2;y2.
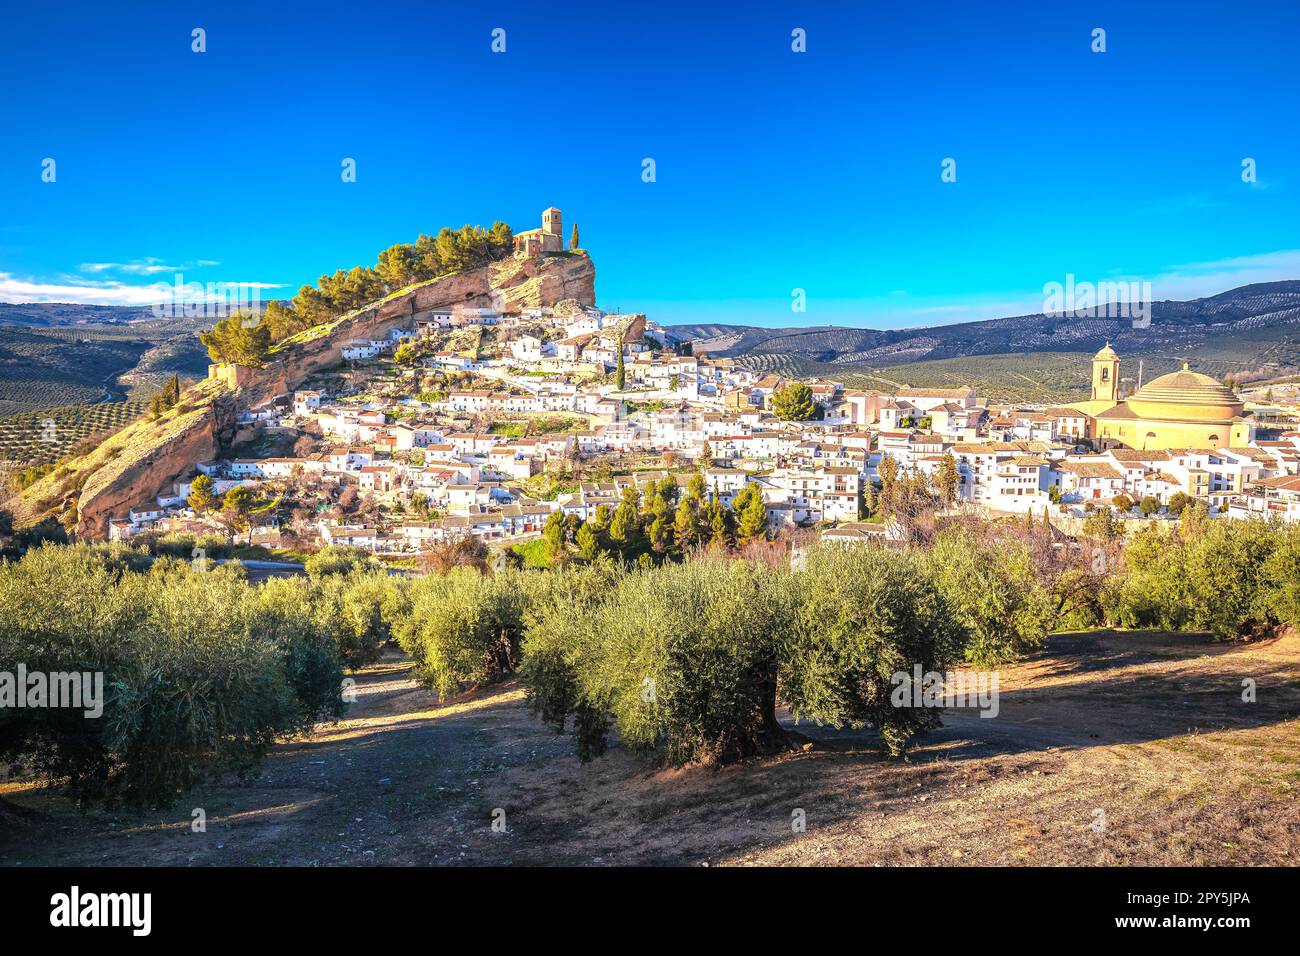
9;379;239;540
11;252;596;539
245;252;595;407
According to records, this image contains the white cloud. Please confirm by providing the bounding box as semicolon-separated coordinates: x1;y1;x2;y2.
1139;249;1300;301
0;272;284;306
888;249;1300;328
79;257;223;276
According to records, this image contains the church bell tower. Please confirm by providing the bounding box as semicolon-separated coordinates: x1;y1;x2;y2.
542;207;562;239
1091;343;1120;404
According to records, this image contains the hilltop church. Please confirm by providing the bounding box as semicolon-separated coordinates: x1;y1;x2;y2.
513;207;565;256
1069;345;1254;451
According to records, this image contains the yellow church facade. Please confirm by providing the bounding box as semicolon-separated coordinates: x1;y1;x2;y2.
1068;345;1254;451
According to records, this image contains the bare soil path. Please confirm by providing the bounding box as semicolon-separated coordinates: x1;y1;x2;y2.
2;630;1298;866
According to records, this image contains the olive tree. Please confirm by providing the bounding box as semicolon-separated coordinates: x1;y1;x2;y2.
784;544;967;756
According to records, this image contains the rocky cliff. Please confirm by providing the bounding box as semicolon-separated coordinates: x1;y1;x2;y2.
245;252;595;407
9;379;239;540
10;252;596;539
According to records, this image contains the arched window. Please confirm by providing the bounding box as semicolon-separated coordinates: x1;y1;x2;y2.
1146;431;1157;438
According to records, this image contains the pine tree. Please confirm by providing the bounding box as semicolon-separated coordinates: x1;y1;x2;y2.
674;498;698;550
737;489;768;540
609;501;641;556
543;510;567;560
935;451;959;506
686;472;706;503
187;474;217;512
771;383;818;421
576;522;600;561
710;501;730;546
878;454;898;516
148;373;183;418
648;516;670;553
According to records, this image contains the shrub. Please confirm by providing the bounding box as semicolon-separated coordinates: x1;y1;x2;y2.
147;532;233;560
1082;506;1124;541
519;561;624;760
1261;525;1300;628
1115;520;1278;639
304;544;373;579
304;571;395;669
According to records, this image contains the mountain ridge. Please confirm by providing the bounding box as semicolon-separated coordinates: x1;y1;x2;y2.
666;281;1300;368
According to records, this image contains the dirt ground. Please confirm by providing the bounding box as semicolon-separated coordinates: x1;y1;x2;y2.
2;629;1298;866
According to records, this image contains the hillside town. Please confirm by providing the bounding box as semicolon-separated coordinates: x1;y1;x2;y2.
106;341;1300;554
98;211;1300;556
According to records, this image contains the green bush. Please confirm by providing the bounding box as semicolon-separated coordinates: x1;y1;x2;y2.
305;544;374;580
303;571;397;669
928;527;1054;666
146;531;234;560
1115;520;1278;639
250;577;349;718
523;547;975;764
519;561;624;760
1260;524;1300;627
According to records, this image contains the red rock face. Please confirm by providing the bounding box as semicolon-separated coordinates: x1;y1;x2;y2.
73;396;237;540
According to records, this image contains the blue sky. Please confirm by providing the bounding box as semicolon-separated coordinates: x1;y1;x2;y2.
1;0;1297;328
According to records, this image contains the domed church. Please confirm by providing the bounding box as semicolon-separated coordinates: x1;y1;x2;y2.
1069;345;1254;451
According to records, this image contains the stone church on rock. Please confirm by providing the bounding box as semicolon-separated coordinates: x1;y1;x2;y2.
513;207;565;256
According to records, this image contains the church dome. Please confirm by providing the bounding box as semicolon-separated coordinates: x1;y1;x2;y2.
1126;364;1243;422
1094;343;1119;361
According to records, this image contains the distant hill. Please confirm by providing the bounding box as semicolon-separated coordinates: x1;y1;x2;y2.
669;281;1300;363
668;281;1300;401
0;302;162;327
11;279;1300;410
0;320;211;417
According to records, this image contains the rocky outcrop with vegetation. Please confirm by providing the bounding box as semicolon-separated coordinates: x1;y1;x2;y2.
8;252;595;539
